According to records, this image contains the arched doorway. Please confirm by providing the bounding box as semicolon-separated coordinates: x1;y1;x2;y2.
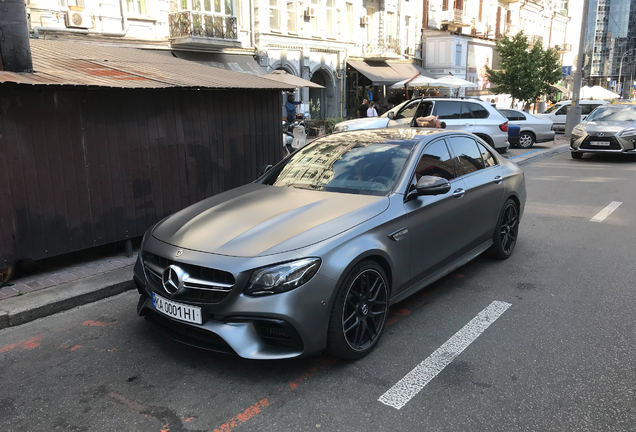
309;68;335;119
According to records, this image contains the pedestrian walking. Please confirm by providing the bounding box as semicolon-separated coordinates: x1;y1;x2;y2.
358;99;369;118
367;101;378;117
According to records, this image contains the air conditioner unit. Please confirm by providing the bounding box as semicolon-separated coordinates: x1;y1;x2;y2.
305;6;316;18
360;15;370;26
66;10;92;29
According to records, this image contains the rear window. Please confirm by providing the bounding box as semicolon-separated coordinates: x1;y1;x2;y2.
467;102;490;119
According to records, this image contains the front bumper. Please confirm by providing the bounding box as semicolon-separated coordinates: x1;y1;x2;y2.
134;239;337;360
570;133;636;154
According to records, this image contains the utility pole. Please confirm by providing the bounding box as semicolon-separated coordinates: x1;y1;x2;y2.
564;0;590;138
0;0;33;72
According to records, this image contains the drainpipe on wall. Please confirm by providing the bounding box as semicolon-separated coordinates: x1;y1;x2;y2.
32;0;129;38
0;0;33;71
249;0;261;61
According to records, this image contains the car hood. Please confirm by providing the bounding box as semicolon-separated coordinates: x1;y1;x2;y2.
582;121;633;136
152;183;389;257
335;117;391;131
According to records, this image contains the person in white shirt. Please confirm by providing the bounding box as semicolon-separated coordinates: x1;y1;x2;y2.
366;101;378;117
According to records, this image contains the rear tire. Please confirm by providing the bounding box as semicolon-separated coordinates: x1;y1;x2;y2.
326;260;389;360
571;151;583;159
487;199;519;260
518;132;535;148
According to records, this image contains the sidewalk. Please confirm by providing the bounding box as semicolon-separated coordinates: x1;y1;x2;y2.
0;135;571;331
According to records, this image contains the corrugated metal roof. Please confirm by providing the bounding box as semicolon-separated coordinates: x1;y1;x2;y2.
0;39;292;90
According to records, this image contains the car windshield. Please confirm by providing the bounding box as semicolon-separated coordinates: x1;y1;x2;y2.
261;139;413;196
544;104;563;114
586;106;636;122
381;99;417;118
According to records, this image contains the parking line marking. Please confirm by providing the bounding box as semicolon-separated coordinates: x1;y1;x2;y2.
590;201;622;222
509;149;541;159
378;301;511;410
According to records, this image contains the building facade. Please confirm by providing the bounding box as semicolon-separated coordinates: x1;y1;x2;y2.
583;0;636;97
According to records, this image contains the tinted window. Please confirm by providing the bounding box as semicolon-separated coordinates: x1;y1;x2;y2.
414;141;455;181
500;109;520;121
449;136;485;176
467;102;490;119
435;101;463;119
581;104;601;115
262;140;411;196
544;104;562;114
460;103;474;119
477;142;497;168
395;100;420;120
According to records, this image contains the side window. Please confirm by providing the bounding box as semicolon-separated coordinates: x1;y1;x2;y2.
581;104;598;115
555;105;569;115
413;140;456;182
396;101;420;120
467;102;490;119
448;136;485;176
460;103;474;119
413;101;434;119
434;101;462;120
517;112;527;121
477;142;498;168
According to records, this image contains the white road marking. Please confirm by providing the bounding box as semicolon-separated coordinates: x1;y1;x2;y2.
590;201;622;222
378;301;511;410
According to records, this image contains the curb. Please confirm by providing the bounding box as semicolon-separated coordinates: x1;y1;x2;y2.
514;143;570;167
0;266;135;330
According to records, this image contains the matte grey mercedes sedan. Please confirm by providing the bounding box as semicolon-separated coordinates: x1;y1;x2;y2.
570;104;636;159
134;129;526;360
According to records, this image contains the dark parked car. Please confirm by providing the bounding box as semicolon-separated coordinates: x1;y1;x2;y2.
134;129;526;360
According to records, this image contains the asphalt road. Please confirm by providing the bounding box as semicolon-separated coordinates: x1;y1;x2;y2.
2;151;636;432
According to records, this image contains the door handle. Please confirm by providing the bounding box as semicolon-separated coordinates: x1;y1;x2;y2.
453;188;465;198
493;176;503;184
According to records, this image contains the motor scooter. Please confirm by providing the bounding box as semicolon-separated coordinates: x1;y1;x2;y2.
282;113;308;156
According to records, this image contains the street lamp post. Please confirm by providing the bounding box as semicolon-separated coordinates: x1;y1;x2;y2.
618;47;636;99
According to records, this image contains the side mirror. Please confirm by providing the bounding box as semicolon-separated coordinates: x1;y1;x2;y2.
387;111;395;120
260;164;273;176
415;175;451;196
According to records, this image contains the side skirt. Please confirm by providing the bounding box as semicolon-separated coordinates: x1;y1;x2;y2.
389;240;493;306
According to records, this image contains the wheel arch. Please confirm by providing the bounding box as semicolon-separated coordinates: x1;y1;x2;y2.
474;133;493;146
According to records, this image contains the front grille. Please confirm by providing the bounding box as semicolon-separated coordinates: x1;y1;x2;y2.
253;320;304;351
144;310;236;355
143;252;235;304
580;136;622;150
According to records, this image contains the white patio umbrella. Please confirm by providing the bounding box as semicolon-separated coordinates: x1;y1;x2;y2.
389;74;449;89
580;85;619;100
436;75;479;89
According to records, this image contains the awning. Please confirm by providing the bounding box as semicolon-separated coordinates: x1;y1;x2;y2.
348;61;436;86
172;51;266;77
551;84;570;94
262;70;325;88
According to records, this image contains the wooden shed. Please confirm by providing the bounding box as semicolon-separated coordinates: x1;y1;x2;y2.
0;39;290;272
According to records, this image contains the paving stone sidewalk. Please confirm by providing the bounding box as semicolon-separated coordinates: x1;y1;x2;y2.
0;253;137;301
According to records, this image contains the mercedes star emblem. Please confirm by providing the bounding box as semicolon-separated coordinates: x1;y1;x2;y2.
162;265;186;296
175;249;184;257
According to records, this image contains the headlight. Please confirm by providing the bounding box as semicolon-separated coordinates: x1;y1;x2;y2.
618;127;636;137
572;125;585;135
245;258;321;296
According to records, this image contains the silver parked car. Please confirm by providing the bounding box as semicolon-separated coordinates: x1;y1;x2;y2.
570;104;636;159
498;109;555;148
134;129;526;360
334;98;510;152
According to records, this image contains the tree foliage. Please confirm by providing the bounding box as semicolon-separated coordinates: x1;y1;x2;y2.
485;31;562;104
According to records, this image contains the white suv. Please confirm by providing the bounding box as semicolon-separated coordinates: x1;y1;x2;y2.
334;98;510;151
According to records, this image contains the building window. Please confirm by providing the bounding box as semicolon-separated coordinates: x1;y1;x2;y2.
456;44;462;66
311;0;319;34
344;3;353;41
405;15;410;47
386;12;395;42
326;0;334;37
287;0;296;33
214;0;221;13
127;0;147;15
442;0;449;11
270;0;280;30
454;0;463;9
225;0;232;15
366;7;374;41
506;9;511;23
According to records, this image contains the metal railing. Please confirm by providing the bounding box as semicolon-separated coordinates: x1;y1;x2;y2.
169;11;237;40
360;38;402;56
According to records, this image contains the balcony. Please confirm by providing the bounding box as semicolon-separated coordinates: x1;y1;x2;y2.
360;38;402;58
440;9;470;27
169;11;239;48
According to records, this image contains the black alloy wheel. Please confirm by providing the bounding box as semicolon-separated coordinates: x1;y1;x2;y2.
327;261;389;359
487;199;519;259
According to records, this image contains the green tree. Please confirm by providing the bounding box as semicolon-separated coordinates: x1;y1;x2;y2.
486;31;562;107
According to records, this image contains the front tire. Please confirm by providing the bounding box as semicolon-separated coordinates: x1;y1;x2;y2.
326;260;389;360
487;199;519;260
518;132;535;148
571;151;583;159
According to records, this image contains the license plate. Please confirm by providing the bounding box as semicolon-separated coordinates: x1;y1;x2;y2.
152;293;202;325
590;141;610;146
